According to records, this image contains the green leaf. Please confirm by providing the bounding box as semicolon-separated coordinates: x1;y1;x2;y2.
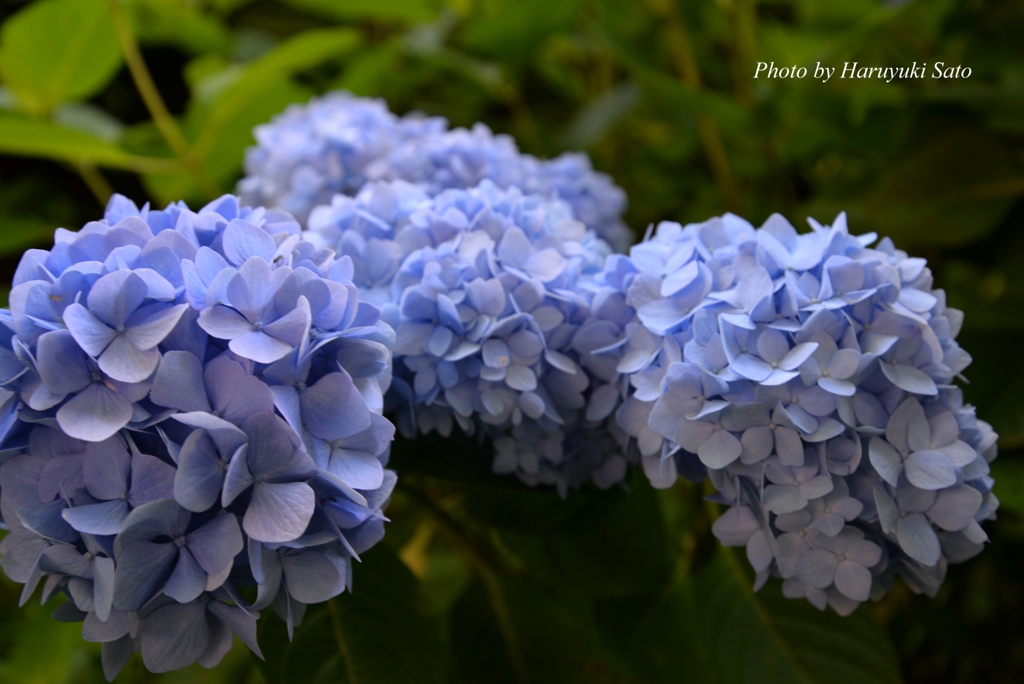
192;28;361;161
198;78;312;183
0;214;56;256
561;81;642;149
255;544;448;684
0;114;177;173
127;0;233;55
857;129;1018;247
282;0;440;23
0;0;122;114
603;550;905;684
488;477;674;600
459;0;584;68
989;456;1024;517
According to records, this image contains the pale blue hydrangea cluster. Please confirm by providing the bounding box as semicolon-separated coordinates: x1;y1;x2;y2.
238;91;632;252
306;179;628;496
593;213;998;614
0;194;396;678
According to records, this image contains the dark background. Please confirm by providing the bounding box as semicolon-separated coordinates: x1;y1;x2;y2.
0;0;1022;682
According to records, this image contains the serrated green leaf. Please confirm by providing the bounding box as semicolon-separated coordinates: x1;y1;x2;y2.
0;114;177;173
0;0;122;114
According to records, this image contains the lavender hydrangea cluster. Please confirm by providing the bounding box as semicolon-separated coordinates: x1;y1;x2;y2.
0;194;396;678
237;91;632;252
306;179;629;496
595;213;998;614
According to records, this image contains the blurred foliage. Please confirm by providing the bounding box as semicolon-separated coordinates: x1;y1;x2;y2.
1;0;1023;681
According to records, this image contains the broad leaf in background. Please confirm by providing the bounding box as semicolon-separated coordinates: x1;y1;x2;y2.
600;550;904;684
283;0;441;24
0;114;176;172
256;544;449;684
990;457;1024;518
459;0;584;69
0;0;122;114
0;213;57;256
451;576;638;684
191;27;361;162
127;0;234;56
857;128;1018;246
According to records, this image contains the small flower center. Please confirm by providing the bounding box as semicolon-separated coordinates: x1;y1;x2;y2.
174;536;187;548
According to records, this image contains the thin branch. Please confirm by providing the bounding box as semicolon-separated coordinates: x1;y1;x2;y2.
400;484;528;683
327;599;360;684
718;0;757;108
653;0;740;211
74;161;114;206
105;0;220;198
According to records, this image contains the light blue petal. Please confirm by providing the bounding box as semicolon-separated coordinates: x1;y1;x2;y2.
896;515;941;566
62;500;130;535
161;547;207;603
243;482;315;543
56;382;134;442
905;450;957;490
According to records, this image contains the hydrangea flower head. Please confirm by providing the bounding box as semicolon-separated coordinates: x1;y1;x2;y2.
238;91;631;251
0;193;396;678
601;212;998;613
308;179;628;496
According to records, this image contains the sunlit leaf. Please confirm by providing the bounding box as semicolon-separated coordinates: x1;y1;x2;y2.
127;0;233;55
283;0;440;23
192;28;361;162
0;114;177;173
0;0;122;114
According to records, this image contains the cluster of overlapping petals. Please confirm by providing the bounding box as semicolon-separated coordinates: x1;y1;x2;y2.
0;194;396;678
304;179;628;496
592;213;999;614
237;91;632;252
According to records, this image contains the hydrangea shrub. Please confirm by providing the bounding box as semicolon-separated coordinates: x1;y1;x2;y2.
595;213;999;613
0;91;1002;680
0;194;396;678
237;91;632;251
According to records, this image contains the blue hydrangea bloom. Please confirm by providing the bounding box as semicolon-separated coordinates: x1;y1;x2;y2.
238;91;631;251
0;193;396;678
598;212;998;614
308;179;627;495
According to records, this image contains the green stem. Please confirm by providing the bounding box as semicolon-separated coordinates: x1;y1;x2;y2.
105;0;220;198
327;599;360;684
653;0;740;211
400;485;528;683
74;161;113;206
